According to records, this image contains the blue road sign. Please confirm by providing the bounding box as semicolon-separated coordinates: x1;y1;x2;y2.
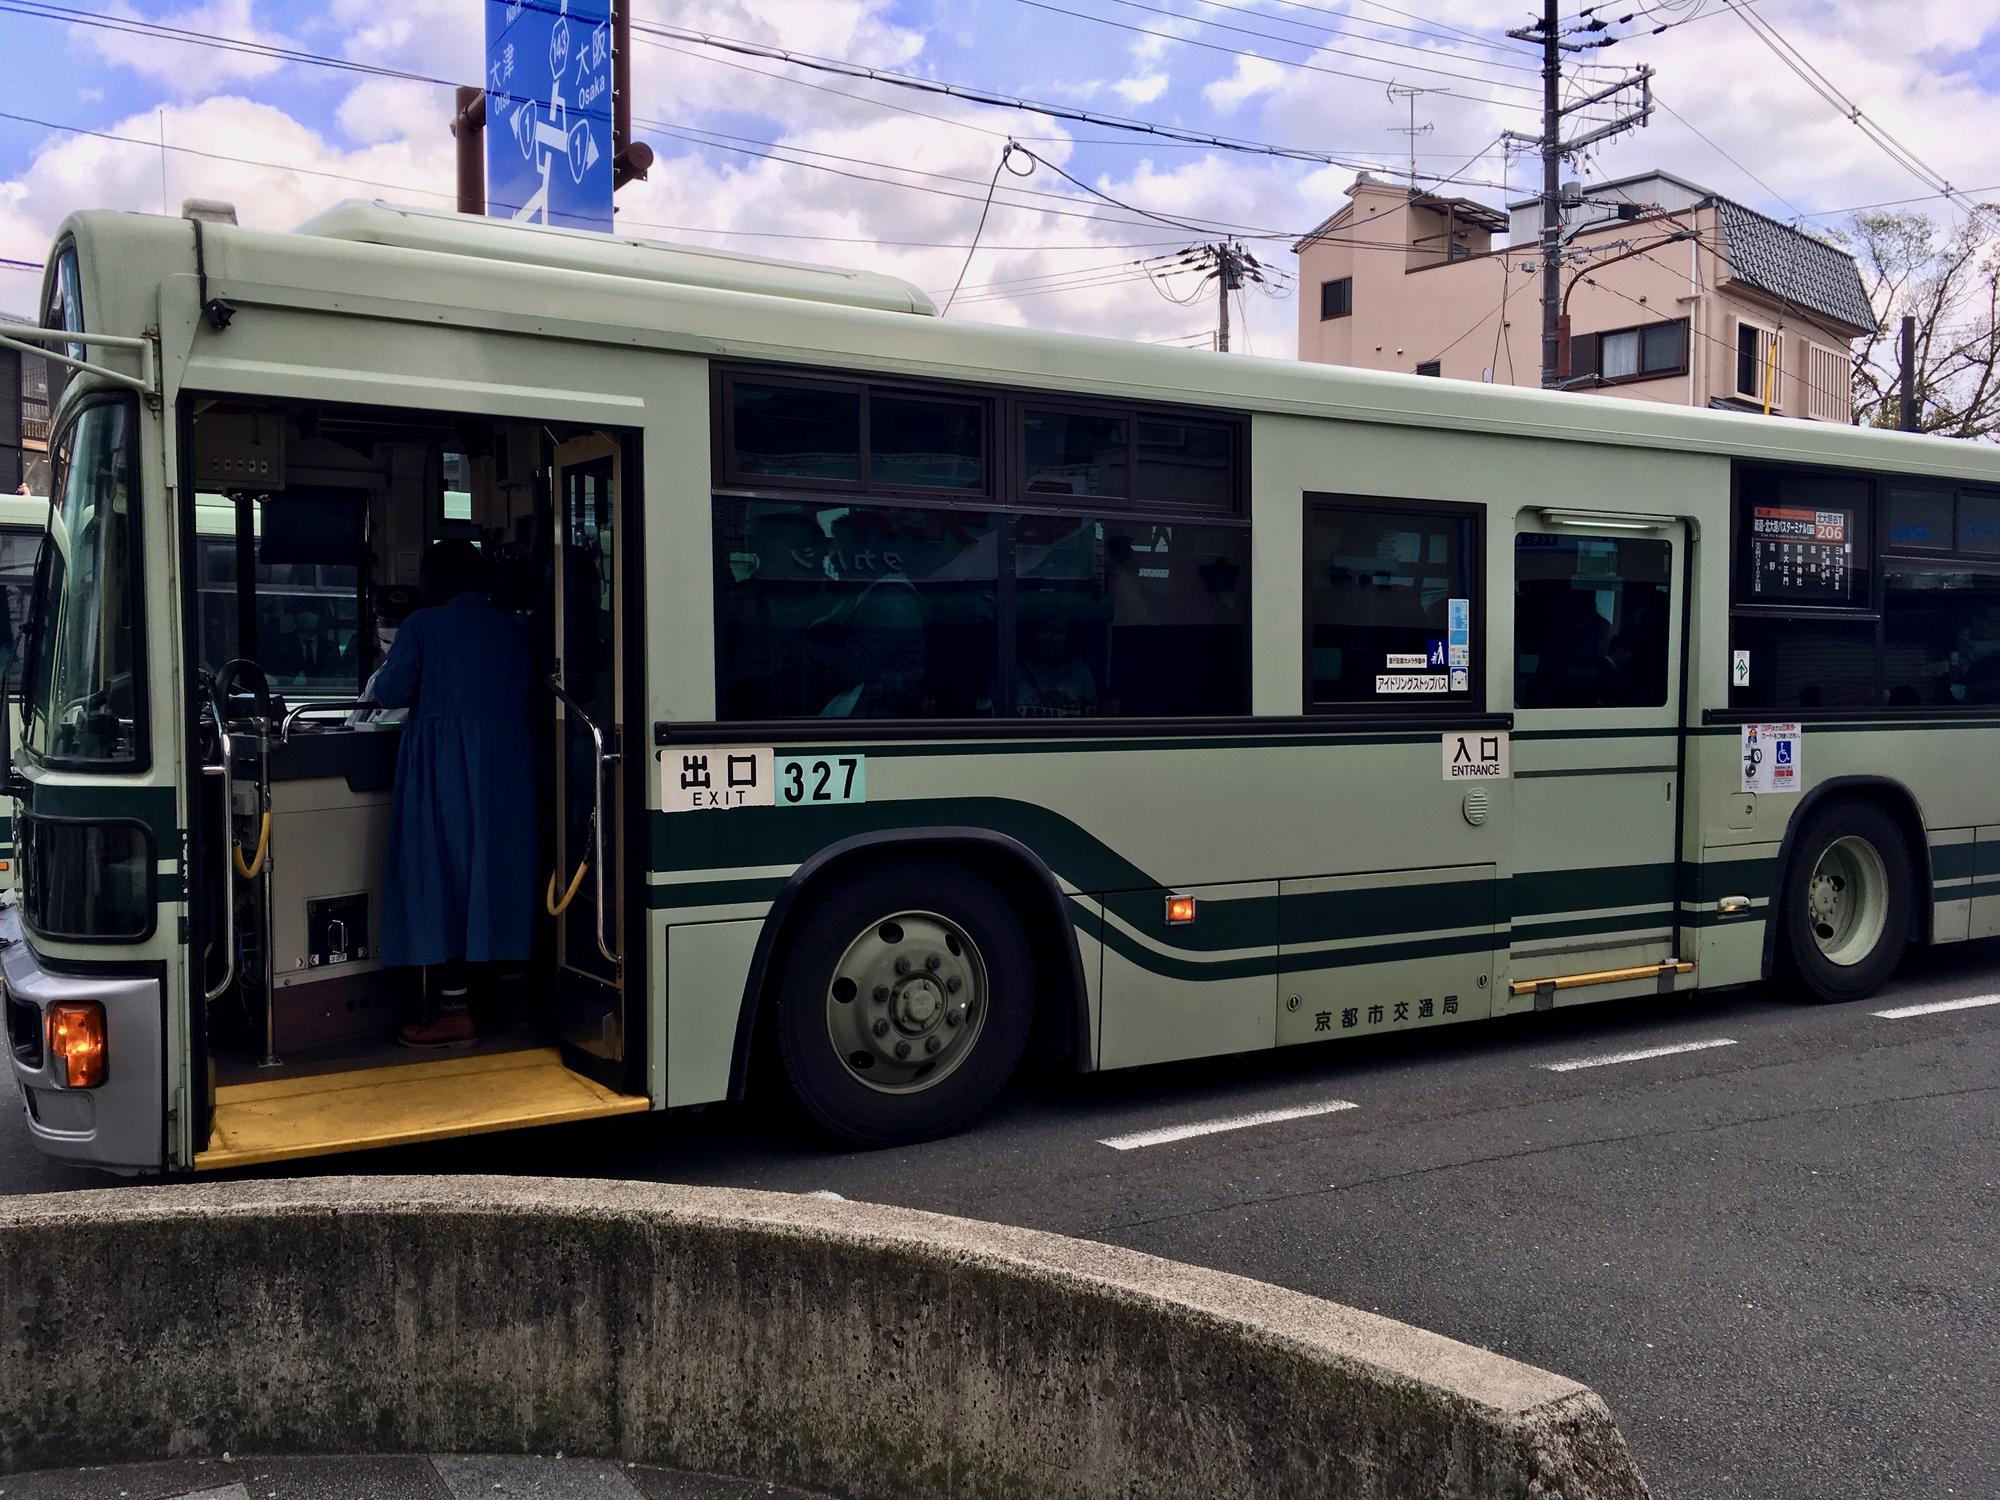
485;0;614;232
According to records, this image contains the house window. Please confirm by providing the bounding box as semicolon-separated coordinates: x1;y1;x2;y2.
1736;320;1780;406
1319;277;1353;320
1805;342;1852;422
1571;320;1688;384
1414;361;1441;378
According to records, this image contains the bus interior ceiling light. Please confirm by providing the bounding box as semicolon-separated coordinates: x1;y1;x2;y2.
1536;507;1674;530
47;1002;106;1089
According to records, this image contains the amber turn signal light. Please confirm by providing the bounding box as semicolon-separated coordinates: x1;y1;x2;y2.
1165;895;1197;926
47;1002;106;1089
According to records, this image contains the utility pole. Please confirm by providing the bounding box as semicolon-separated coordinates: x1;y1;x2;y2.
1535;0;1561;391
1209;241;1257;353
1505;10;1652;388
1217;260;1232;355
1899;313;1919;431
1163;241;1273;353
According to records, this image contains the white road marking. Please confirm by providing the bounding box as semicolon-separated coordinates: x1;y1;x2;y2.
1099;1099;1357;1151
1539;1037;1738;1073
1872;992;2000;1020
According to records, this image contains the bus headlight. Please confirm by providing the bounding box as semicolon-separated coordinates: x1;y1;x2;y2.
47;1001;106;1088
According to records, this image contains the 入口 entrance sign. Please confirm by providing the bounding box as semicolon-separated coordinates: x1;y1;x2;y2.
1443;731;1509;780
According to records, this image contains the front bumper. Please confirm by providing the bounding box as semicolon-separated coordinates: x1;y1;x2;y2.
2;901;164;1173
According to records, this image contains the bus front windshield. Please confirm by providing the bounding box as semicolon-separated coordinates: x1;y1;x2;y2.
24;397;140;764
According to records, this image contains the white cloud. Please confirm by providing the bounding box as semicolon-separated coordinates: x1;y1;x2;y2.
1113;73;1169;106
10;0;1992;367
80;0;294;92
1203;55;1285;114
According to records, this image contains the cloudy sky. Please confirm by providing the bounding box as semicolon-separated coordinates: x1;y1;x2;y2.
1;0;1997;353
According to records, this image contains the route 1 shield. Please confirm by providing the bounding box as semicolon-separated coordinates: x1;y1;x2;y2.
486;0;614;232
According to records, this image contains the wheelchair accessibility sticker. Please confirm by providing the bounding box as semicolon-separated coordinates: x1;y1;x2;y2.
1740;722;1801;794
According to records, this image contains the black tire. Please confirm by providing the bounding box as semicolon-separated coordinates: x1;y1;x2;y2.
773;860;1034;1147
1776;799;1913;1003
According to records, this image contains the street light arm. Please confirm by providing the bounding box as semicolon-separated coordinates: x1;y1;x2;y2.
1561;229;1697;317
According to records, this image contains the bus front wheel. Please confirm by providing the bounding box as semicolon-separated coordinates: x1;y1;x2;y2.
1778;800;1912;1003
773;861;1034;1147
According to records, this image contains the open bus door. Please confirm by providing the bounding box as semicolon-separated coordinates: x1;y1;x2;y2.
548;434;627;1079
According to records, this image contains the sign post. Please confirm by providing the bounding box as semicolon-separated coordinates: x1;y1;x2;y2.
485;0;615;232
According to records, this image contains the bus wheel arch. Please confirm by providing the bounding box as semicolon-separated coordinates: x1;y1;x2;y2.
728;830;1089;1127
1766;778;1930;999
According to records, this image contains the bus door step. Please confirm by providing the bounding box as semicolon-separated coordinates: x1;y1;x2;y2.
1510;959;1695;1008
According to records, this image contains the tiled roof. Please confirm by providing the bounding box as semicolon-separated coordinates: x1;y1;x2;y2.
1712;198;1874;333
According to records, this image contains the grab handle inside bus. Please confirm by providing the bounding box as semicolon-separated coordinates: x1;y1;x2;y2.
546;673;620;966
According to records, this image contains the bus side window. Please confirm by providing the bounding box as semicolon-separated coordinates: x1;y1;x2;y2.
1306;500;1478;709
1513;534;1672;710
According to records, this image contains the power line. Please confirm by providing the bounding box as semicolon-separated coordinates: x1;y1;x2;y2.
1078;0;1541;83
0;106;457;202
1718;0;1999;235
640;121;1303;240
0;0;455;88
1343;0;1520;54
1005;0;1544;110
942;142;1032;315
951;268;1167;308
648;32;1496;161
0;101;1238;256
631;22;1412;170
644;118;1237;225
1252;0;1521;57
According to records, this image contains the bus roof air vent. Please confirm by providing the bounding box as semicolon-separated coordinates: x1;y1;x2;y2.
293;200;939;317
183;199;239;226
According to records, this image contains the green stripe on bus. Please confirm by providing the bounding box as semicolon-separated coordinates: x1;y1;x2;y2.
1511;908;1677;944
23;783;177;826
1931;842;1979;881
647;876;788;911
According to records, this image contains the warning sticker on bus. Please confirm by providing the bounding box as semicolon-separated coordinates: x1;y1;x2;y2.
1376;674;1450;694
1739;723;1801;794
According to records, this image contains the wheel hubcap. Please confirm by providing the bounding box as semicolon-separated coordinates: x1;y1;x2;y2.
825;911;985;1093
1807;835;1888;967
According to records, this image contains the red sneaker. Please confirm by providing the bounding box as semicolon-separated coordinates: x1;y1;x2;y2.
398;1012;477;1049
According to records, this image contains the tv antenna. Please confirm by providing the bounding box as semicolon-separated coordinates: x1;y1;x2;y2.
1386;83;1441;188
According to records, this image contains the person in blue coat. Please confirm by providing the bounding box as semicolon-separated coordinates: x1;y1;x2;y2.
372;540;540;1047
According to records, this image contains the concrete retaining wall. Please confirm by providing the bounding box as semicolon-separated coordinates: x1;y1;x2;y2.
0;1176;1648;1499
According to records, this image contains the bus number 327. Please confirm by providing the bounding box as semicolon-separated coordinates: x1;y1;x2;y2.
779;757;864;805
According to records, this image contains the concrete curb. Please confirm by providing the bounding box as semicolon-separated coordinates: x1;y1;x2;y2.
0;1176;1649;1499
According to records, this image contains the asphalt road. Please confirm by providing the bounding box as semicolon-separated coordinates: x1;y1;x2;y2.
6;948;1998;1499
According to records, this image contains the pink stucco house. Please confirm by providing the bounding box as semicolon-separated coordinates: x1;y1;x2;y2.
1293;170;1871;422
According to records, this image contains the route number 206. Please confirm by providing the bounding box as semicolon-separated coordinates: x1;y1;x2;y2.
777;755;867;806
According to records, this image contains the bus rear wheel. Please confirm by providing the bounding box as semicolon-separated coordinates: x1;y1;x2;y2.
773;861;1033;1147
1778;800;1912;1003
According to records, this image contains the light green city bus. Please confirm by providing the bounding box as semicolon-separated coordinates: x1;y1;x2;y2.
6;199;1999;1174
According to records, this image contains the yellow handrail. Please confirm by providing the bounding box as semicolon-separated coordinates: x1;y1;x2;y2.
232;811;271;880
546;860;588;916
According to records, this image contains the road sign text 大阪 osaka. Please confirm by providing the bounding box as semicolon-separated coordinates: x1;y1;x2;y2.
486;0;613;232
